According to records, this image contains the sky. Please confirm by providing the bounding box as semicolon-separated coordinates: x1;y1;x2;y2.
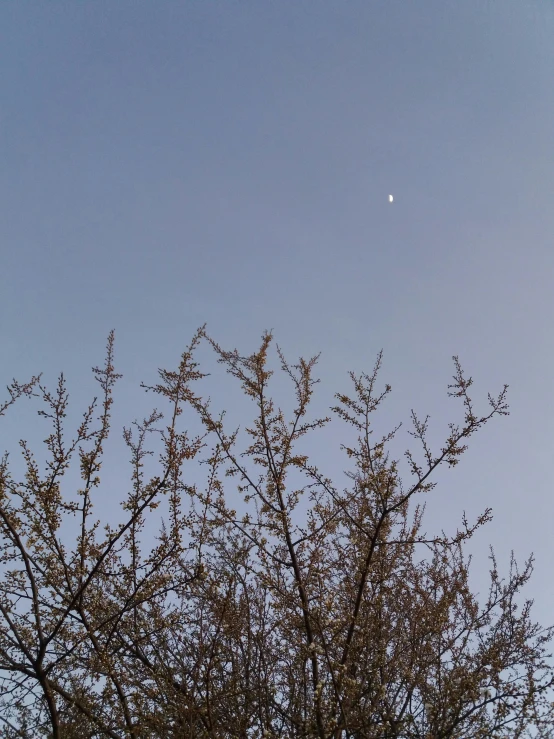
1;1;554;630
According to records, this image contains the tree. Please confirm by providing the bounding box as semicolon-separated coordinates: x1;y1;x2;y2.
0;327;552;738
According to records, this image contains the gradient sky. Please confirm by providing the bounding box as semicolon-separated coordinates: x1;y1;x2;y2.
1;1;554;629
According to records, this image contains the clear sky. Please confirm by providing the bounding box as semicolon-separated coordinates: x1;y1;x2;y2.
1;1;554;628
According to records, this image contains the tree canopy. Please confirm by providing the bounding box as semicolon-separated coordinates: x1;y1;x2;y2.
0;328;552;738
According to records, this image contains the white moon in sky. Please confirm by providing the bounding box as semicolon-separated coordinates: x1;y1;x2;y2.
388;194;394;203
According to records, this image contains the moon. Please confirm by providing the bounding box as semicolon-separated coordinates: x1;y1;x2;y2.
388;194;394;203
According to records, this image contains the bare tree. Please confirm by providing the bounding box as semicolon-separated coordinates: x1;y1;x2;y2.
0;328;552;738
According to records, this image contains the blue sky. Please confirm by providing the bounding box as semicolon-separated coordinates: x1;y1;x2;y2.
1;1;554;627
